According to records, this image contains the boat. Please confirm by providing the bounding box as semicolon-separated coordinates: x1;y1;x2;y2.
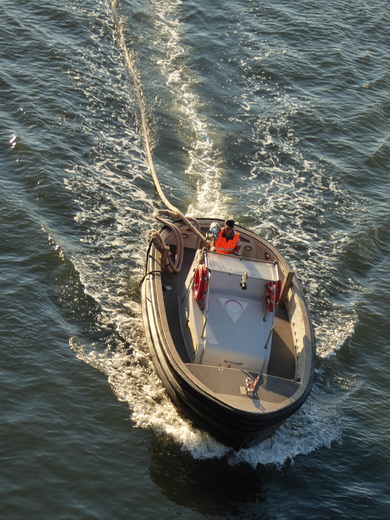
141;214;315;450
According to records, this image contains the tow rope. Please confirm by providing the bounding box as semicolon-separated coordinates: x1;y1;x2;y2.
110;0;205;246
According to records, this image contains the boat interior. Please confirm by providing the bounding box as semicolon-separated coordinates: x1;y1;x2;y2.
158;221;310;413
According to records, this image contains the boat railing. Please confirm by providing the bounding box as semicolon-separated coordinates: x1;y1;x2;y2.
200;312;208;339
199;268;212;340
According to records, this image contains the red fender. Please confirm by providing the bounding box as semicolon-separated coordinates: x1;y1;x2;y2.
265;280;281;312
193;264;209;302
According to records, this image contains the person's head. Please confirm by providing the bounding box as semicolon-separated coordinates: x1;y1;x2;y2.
225;219;235;228
224;219;235;234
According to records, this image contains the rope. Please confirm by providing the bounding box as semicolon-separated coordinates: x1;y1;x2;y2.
110;0;205;247
153;210;203;272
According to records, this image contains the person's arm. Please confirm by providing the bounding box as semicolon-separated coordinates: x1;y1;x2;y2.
234;234;241;255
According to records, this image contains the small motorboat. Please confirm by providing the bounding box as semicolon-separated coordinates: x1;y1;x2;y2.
141;214;315;450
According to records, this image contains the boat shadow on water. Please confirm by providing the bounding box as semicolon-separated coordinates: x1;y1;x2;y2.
148;435;278;518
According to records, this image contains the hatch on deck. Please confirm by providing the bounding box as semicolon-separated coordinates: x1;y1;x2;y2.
182;252;280;373
206;252;278;281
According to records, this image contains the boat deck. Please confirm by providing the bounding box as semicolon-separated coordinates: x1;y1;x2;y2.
162;247;195;363
162;247;296;380
185;364;300;412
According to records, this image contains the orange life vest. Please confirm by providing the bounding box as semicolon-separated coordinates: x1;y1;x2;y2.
214;230;240;254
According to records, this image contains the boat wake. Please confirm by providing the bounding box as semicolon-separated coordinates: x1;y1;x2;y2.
69;320;342;467
59;0;358;467
147;0;227;217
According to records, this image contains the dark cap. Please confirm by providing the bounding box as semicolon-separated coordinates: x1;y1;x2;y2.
225;219;235;228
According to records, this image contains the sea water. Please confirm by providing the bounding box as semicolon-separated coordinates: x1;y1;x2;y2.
1;0;389;518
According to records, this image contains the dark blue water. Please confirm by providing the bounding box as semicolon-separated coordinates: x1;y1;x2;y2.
1;0;389;518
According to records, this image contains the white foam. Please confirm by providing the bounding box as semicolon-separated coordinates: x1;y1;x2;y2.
150;0;226;218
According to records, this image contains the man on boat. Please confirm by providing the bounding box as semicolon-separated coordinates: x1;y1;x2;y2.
213;219;241;255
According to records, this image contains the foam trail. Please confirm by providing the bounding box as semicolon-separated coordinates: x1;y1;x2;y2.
150;0;227;217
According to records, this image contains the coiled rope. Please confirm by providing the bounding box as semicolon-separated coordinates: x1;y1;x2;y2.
110;0;205;272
